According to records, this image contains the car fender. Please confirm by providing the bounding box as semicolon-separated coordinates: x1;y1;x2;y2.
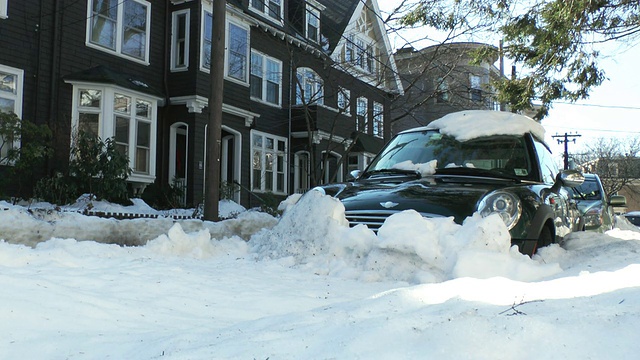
526;204;556;240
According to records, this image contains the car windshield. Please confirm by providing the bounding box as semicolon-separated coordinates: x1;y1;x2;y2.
365;130;533;180
570;178;602;200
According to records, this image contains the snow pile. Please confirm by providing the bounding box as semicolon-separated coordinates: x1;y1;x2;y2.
392;159;438;176
427;110;546;141
250;191;562;283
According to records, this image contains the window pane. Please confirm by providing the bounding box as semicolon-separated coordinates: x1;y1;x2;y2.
122;0;147;59
203;13;212;68
80;90;102;108
0;98;14;113
268;0;281;18
114;94;131;113
90;0;117;49
266;82;278;104
251;0;264;12
136;148;149;173
250;75;263;99
136;99;151;119
265;137;274;150
137;121;150;147
0;72;16;94
253;134;262;148
115;116;129;156
79;113;99;137
228;24;247;80
115;116;129;144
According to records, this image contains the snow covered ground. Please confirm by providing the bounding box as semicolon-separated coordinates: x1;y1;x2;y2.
1;192;640;359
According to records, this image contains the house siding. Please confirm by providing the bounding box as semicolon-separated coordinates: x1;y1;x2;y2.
1;0;400;210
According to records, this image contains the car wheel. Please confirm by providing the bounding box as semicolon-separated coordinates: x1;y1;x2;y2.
536;226;553;253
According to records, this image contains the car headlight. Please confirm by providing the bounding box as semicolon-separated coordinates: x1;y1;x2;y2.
477;191;522;230
583;208;603;227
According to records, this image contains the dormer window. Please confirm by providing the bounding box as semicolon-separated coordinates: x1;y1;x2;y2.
306;6;320;43
250;0;282;23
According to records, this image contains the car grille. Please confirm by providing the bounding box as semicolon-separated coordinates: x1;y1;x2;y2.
345;210;444;232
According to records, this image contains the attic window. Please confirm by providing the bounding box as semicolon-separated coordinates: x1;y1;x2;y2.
306;5;320;43
250;0;283;23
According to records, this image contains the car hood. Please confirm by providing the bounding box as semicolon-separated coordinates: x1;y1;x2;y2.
575;200;603;214
328;176;510;224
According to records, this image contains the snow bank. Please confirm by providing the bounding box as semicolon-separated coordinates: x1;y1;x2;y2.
250;191;562;283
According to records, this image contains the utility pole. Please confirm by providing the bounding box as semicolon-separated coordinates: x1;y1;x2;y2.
552;133;581;170
204;0;226;221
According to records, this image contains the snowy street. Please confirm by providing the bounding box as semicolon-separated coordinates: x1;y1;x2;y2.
1;192;640;359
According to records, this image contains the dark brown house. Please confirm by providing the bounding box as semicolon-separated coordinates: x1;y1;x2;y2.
0;0;402;208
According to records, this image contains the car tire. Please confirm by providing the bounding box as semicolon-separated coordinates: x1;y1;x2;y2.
536;226;553;253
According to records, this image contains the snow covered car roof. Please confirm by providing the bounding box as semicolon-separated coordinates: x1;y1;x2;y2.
402;110;546;142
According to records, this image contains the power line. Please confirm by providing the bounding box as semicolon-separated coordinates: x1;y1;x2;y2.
553;101;640;110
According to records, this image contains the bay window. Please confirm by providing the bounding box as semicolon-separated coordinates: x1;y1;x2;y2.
0;64;23;164
252;131;287;194
71;85;158;183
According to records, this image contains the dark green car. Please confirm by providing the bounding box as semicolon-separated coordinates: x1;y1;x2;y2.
570;173;626;232
315;111;584;256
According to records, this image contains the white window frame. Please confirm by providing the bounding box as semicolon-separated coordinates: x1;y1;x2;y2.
296;67;324;105
345;34;376;75
251;130;288;195
250;50;282;107
249;0;283;24
337;87;351;116
0;0;8;19
373;102;383;138
85;0;151;65
69;83;158;184
225;19;250;84
356;97;368;133
171;9;190;71
306;5;320;43
0;64;23;165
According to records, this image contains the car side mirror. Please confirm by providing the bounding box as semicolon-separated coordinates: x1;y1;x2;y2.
547;170;584;197
347;169;362;181
609;195;627;207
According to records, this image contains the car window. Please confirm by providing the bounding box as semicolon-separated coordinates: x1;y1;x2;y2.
367;131;534;179
533;138;558;184
570;179;602;200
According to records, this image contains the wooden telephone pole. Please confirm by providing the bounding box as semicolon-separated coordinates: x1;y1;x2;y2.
204;0;226;221
552;132;581;170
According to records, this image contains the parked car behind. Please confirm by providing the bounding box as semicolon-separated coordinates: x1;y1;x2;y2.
624;211;640;227
314;110;584;256
569;174;626;232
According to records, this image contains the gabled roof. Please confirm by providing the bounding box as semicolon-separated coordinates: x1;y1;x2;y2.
316;0;360;54
63;65;164;99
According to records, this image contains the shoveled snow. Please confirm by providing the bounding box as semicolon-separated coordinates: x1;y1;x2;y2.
1;191;640;359
426;110;547;141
